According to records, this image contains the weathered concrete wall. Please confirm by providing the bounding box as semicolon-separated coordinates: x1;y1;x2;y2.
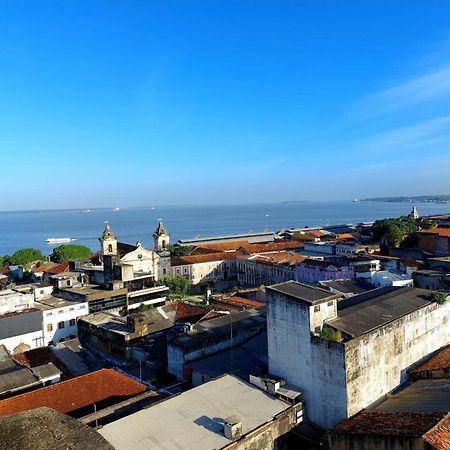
224;405;300;450
267;292;347;428
329;433;425;450
168;324;264;380
345;300;450;418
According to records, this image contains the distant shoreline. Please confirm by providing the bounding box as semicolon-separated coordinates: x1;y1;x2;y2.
360;195;450;204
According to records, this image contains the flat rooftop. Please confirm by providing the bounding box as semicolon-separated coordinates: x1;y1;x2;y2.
267;280;338;305
99;374;290;450
34;296;80;310
169;308;266;349
328;287;432;338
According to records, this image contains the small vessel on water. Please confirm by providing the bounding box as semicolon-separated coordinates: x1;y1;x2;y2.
81;209;91;213
112;207;120;212
46;238;76;244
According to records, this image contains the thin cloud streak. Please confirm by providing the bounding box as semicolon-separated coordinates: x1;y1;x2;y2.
348;65;450;121
351;115;450;154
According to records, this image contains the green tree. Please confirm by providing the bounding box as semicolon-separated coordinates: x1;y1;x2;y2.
372;216;419;248
51;244;92;262
428;292;448;305
157;276;189;298
168;244;198;257
10;248;46;266
1;255;11;267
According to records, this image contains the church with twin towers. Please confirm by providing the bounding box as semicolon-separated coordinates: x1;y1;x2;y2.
98;220;172;286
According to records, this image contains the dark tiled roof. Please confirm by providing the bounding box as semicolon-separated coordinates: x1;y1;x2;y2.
332;410;448;437
0;369;146;417
266;280;337;305
13;347;72;380
117;242;138;258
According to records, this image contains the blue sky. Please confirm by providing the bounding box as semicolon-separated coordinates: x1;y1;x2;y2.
1;1;450;210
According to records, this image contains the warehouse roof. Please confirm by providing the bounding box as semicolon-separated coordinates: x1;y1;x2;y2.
99;374;290;450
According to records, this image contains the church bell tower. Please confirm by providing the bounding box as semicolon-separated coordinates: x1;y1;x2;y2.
99;222;117;284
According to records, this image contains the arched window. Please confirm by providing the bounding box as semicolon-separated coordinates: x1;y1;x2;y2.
163;268;167;275
108;244;113;253
162;239;166;248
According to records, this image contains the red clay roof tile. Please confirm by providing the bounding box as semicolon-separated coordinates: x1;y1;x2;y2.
0;368;146;417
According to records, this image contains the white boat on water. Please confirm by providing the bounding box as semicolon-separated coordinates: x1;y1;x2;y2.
81;209;91;213
112;207;120;212
46;238;76;244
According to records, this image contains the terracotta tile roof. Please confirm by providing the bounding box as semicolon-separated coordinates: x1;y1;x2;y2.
13;347;72;381
214;296;265;309
46;261;70;275
244;251;306;266
169;302;210;321
194;240;251;252
410;345;450;374
0;368;146;417
171;250;244;266
239;241;305;254
419;228;450;238
332;410;448;437
336;233;356;241
424;414;450;450
0;268;11;276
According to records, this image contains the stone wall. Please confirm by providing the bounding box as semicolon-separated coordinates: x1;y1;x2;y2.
344;300;450;418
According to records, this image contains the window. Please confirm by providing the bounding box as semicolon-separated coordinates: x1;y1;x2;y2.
314;305;320;312
327;301;334;306
108;244;113;252
47;324;53;332
66;280;70;287
69;319;76;327
163;268;167;275
58;321;65;329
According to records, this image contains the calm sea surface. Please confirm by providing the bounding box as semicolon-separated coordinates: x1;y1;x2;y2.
0;202;449;256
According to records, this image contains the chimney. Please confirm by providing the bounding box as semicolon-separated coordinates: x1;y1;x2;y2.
224;416;242;441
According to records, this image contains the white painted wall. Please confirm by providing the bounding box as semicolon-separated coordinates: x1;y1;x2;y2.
0;290;34;315
1;330;44;353
42;302;89;345
267;293;347;428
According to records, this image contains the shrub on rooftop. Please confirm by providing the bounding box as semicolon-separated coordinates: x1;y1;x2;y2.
318;326;342;342
428;291;448;305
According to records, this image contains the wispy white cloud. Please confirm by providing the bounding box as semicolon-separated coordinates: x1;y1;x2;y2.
347;65;450;121
352;115;450;153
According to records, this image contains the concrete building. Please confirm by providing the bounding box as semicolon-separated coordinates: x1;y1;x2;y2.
236;251;305;287
167;308;266;380
416;228;450;255
267;281;450;428
0;288;34;315
0;294;88;353
99;374;302;450
370;270;413;287
295;259;354;284
78;307;173;362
